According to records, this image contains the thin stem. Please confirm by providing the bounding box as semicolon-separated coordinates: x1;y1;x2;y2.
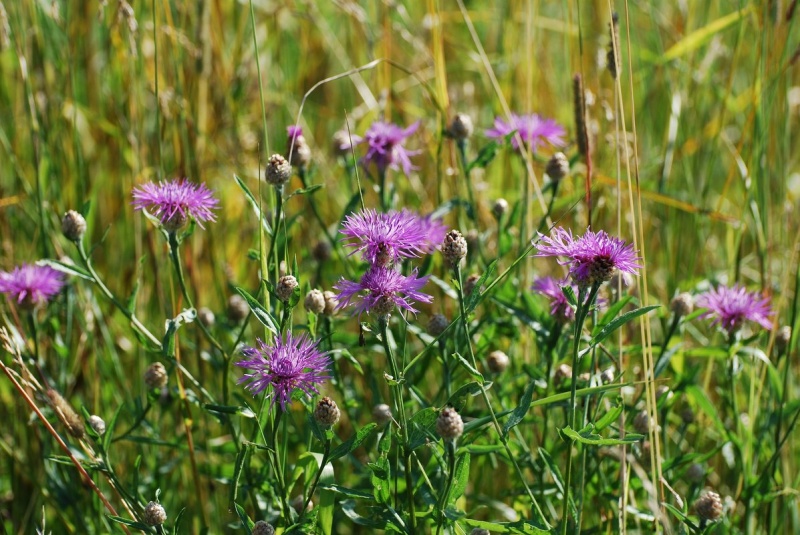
436;439;457;535
456;140;476;222
455;265;549;527
378;168;389;212
268;188;284;285
167;232;225;353
378;317;416;532
303;437;331;514
75;241;162;348
561;284;601;535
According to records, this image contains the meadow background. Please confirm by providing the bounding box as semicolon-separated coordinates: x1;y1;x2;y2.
1;0;799;533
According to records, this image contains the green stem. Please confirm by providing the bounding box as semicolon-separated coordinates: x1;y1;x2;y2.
167;231;225;353
456;141;476;222
378;168;389;212
378;317;416;532
455;265;549;527
303;437;330;514
436;439;457;534
561;283;600;535
76;241;162;348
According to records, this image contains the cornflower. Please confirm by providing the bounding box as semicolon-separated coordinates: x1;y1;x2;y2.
341;209;446;266
0;263;64;308
345;120;420;176
236;332;331;411
535;227;640;288
132;179;218;231
696;284;773;335
485;113;566;151
334;266;432;317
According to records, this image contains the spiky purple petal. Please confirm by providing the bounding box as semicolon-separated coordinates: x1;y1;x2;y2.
334;266;432;316
0;263;64;306
132;179;219;228
696;284;773;335
485;113;566;151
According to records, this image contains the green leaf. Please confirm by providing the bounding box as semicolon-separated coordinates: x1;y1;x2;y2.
234;502;255;533
661;6;753;62
105;516;150;529
445;381;485;412
102;404;123;454
464;260;498;313
588;305;660;348
329;423;378;462
368;457;391;503
229;445;250;508
37;259;94;281
407;407;439;450
203;404;256;418
235;174;272;233
319;484;374;500
467;141;500;172
455;353;484;384
502;379;537;437
447;453;471;504
285;184;323;201
234;286;278;334
592;295;633;337
594;404;624;432
561;424;644;446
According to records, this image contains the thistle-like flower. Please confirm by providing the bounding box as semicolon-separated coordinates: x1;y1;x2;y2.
532;276;576;322
346;120;421;176
0;263;64;308
132;179;218;231
485;113;566;151
334;266;432;317
696;284;773;335
535;227;641;288
236;333;331;411
341;209;445;266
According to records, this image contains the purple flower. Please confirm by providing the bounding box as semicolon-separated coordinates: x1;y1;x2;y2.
696;284;773;335
132;179;219;231
485;113;566;151
347;120;421;176
287;125;303;142
341;209;446;266
535;227;641;287
236;332;331;411
532;277;576;322
0;263;65;308
334;266;432;317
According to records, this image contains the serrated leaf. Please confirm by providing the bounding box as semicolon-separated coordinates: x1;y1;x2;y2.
329;423;378;462
234;286;278;334
502;379;537;437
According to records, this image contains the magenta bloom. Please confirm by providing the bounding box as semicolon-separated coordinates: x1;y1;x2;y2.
341;209;446;265
532;277;576;322
0;263;64;308
287;125;303;142
334;266;433;317
132;179;219;230
236;332;331;411
346;120;421;175
535;227;641;287
696;284;773;335
485;113;566;151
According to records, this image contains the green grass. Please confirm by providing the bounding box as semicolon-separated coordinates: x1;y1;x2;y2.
1;0;799;533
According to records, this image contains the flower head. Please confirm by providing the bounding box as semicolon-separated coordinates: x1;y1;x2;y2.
348;120;420;175
334;266;432;317
485;113;566;151
535;227;641;287
236;332;331;411
287;125;303;142
341;209;445;266
532;276;576;322
0;263;64;308
132;179;218;231
696;284;773;335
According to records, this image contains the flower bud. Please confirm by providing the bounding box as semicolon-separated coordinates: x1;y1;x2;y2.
492;198;509;220
62;210;87;242
694;491;723;524
305;289;325;314
265;154;292;187
322;291;339;316
486;350;510;374
436;407;464;440
227;294;249;323
545;152;570;181
427;313;448;337
144;362;168;389
252;521;276;535
776;325;792;354
275;275;299;302
144;501;167;526
88;415;106;435
449;113;474;141
670;292;694;317
197;307;215;328
314;397;341;427
373;403;393;426
442;230;467;267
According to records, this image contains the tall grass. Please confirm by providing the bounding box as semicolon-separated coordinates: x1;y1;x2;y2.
1;1;799;533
